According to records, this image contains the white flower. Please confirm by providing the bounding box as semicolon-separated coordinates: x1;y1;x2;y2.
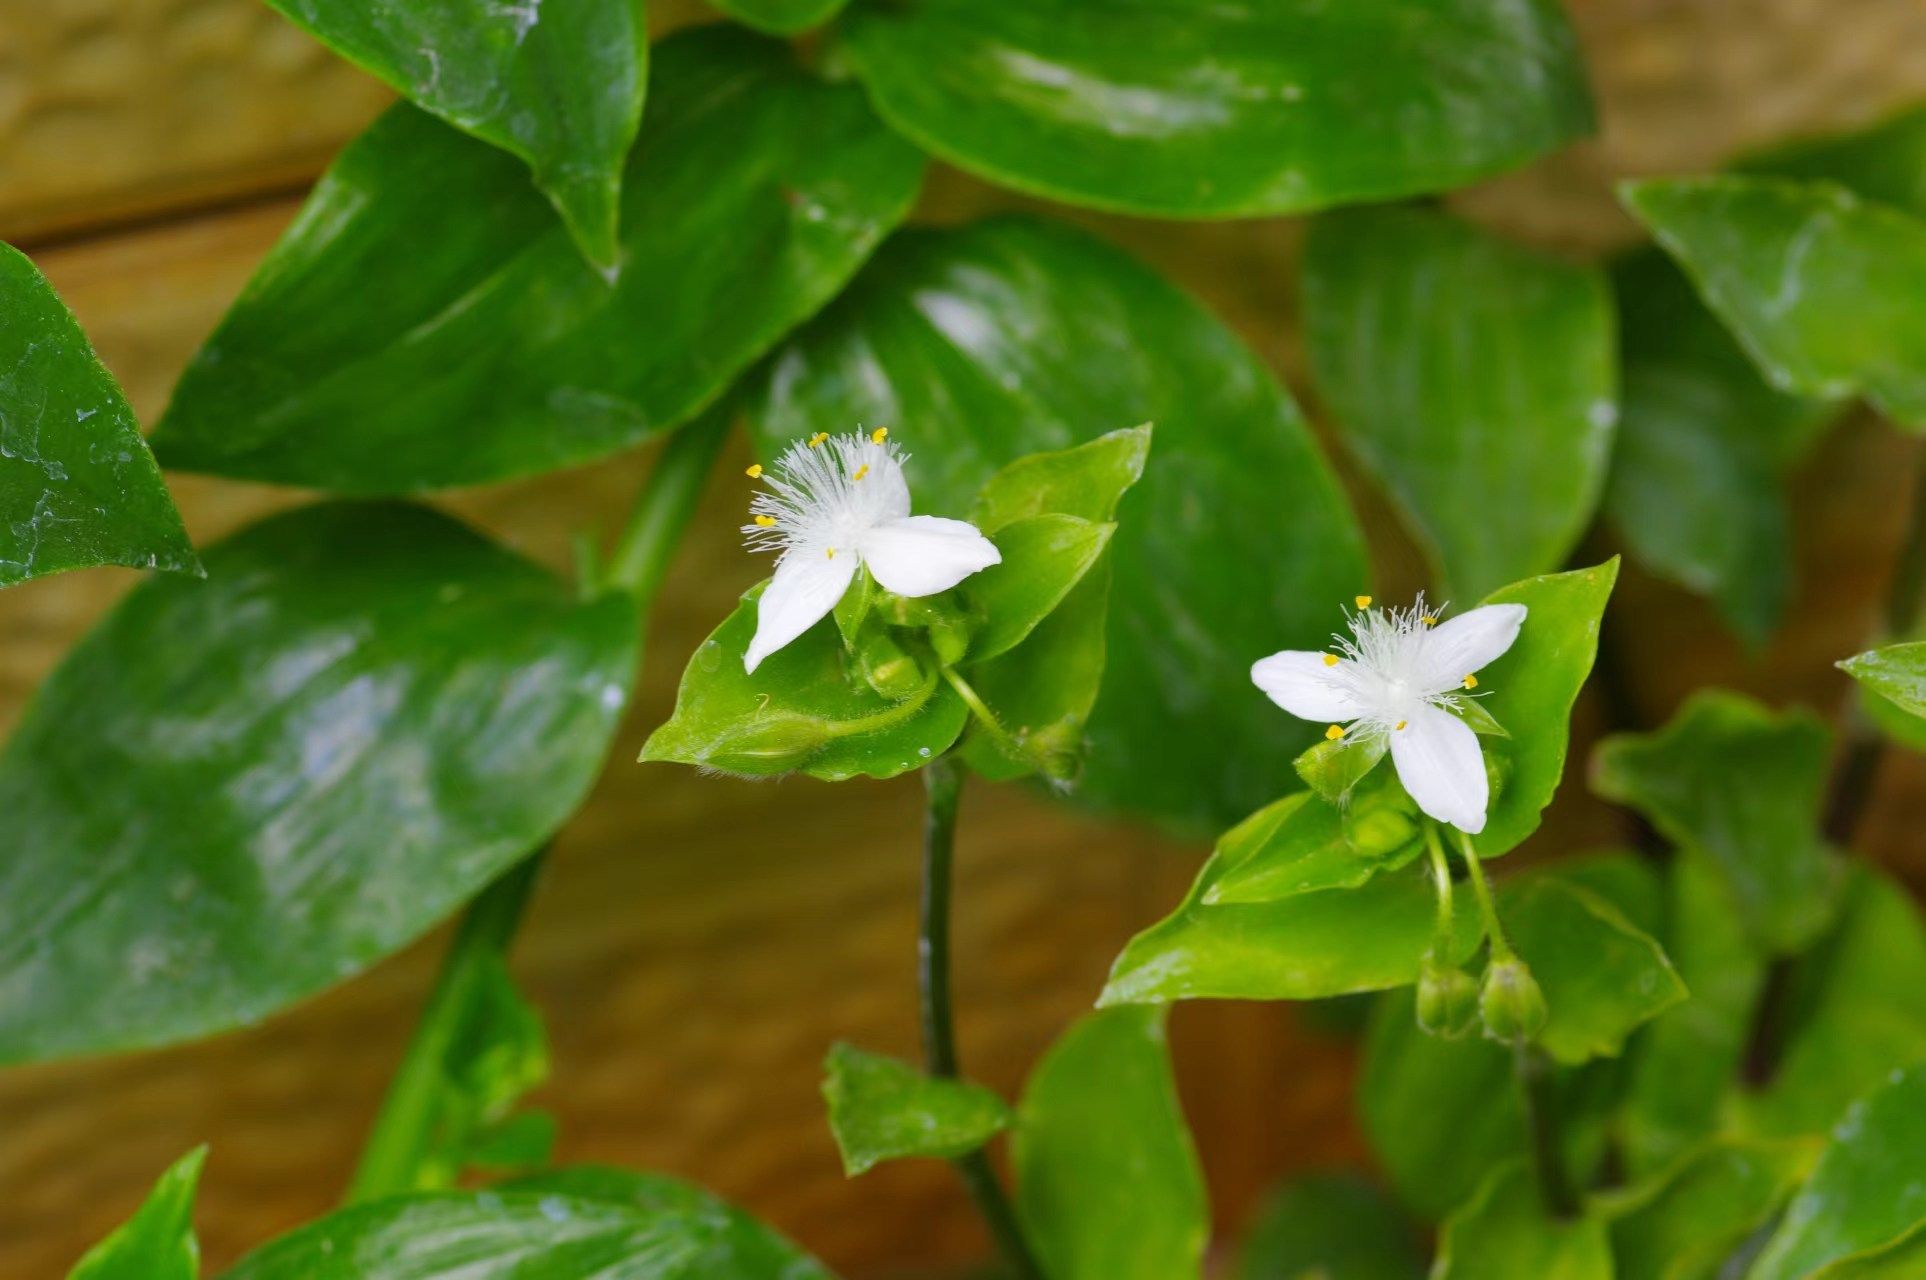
741;429;1001;673
1250;595;1527;834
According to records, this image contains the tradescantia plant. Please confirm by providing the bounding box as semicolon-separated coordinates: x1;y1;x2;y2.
4;1;1926;1277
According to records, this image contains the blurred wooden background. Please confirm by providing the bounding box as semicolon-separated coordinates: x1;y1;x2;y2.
3;0;1926;1273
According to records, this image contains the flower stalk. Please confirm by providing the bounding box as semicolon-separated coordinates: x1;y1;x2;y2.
919;757;1044;1280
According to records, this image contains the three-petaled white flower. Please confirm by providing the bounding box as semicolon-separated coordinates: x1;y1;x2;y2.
741;429;1001;673
1251;596;1527;834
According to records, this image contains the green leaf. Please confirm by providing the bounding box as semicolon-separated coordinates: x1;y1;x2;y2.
1751;1066;1926;1280
1467;560;1620;860
153;27;923;494
261;0;646;270
962;514;1114;662
971;425;1151;532
1500;872;1687;1066
1293;732;1391;805
1741;103;1926;220
1622;850;1768;1177
0;502;636;1064
1234;1172;1424;1280
1303;206;1616;600
424;955;551;1183
1591;690;1842;953
1810;1225;1926;1279
1014;1007;1207;1280
221;1171;835;1279
821;1042;1011;1175
1839;642;1926;721
1604;247;1840;644
746;214;1368;831
641;580;968;780
1099;859;1479;1006
1622;176;1926;428
836;0;1592;218
1203;790;1419;908
1432;1163;1612;1280
69;1147;205;1280
1601;1139;1815;1280
1749;868;1926;1139
0;242;196;588
1359;990;1618;1219
713;0;847;36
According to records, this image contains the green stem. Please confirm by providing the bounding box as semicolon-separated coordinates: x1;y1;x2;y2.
1515;1043;1580;1220
1422;820;1455;949
1456;827;1512;962
919;759;1044;1280
603;410;731;604
346;853;546;1203
940;665;1024;759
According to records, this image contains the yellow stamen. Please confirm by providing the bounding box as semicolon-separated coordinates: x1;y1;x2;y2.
745;463;763;479
853;464;870;481
826;547;836;560
1322;653;1339;668
871;427;889;444
1422;615;1438;626
1325;724;1345;741
753;514;777;528
1463;674;1478;689
1355;594;1373;609
1396;720;1408;731
808;432;829;448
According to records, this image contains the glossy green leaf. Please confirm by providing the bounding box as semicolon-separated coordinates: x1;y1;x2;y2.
0;243;196;588
1235;1172;1424;1280
1810;1225;1926;1279
262;0;646;270
970;425;1151;532
1622;850;1768;1177
641;580;967;781
821;1042;1011;1175
1602;1139;1815;1280
1501;872;1686;1065
0;502;636;1063
746;214;1368;831
1099;859;1479;1006
1750;868;1926;1139
1623;176;1926;428
1432;1163;1612;1280
153;27;923;494
222;1170;834;1279
1293;732;1391;805
1303;205;1616;600
1839;642;1926;722
1014;1007;1206;1280
1741;104;1926;220
69;1147;205;1280
1466;560;1620;860
961;514;1114;662
1592;690;1841;953
1203;790;1419;908
836;0;1592;218
1360;989;1618;1219
1751;1065;1926;1280
713;0;846;36
1604;247;1840;644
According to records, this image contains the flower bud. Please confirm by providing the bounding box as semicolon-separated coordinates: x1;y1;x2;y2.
702;714;830;774
1479;956;1548;1045
1018;719;1085;784
1416;954;1480;1038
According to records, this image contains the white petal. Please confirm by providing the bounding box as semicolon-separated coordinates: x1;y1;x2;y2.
1420;603;1527;694
744;550;856;673
1390;704;1490;834
859;515;1001;597
1250;651;1367;722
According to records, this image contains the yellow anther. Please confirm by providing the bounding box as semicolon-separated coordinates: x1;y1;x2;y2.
871;427;889;444
808;431;829;448
1325;724;1345;741
852;464;870;481
1322;653;1339;668
1463;674;1478;690
1422;615;1438;626
1396;720;1408;731
753;514;777;528
826;547;837;560
745;463;763;479
1355;595;1373;609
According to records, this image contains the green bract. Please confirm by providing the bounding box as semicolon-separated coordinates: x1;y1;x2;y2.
1840;641;1926;722
1303;205;1618;601
0;243;197;589
821;1042;1011;1176
152;27;924;494
745;216;1368;829
836;0;1593;218
0;503;636;1063
261;0;647;271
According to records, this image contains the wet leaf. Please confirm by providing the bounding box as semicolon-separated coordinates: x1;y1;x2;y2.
821;1042;1010;1175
